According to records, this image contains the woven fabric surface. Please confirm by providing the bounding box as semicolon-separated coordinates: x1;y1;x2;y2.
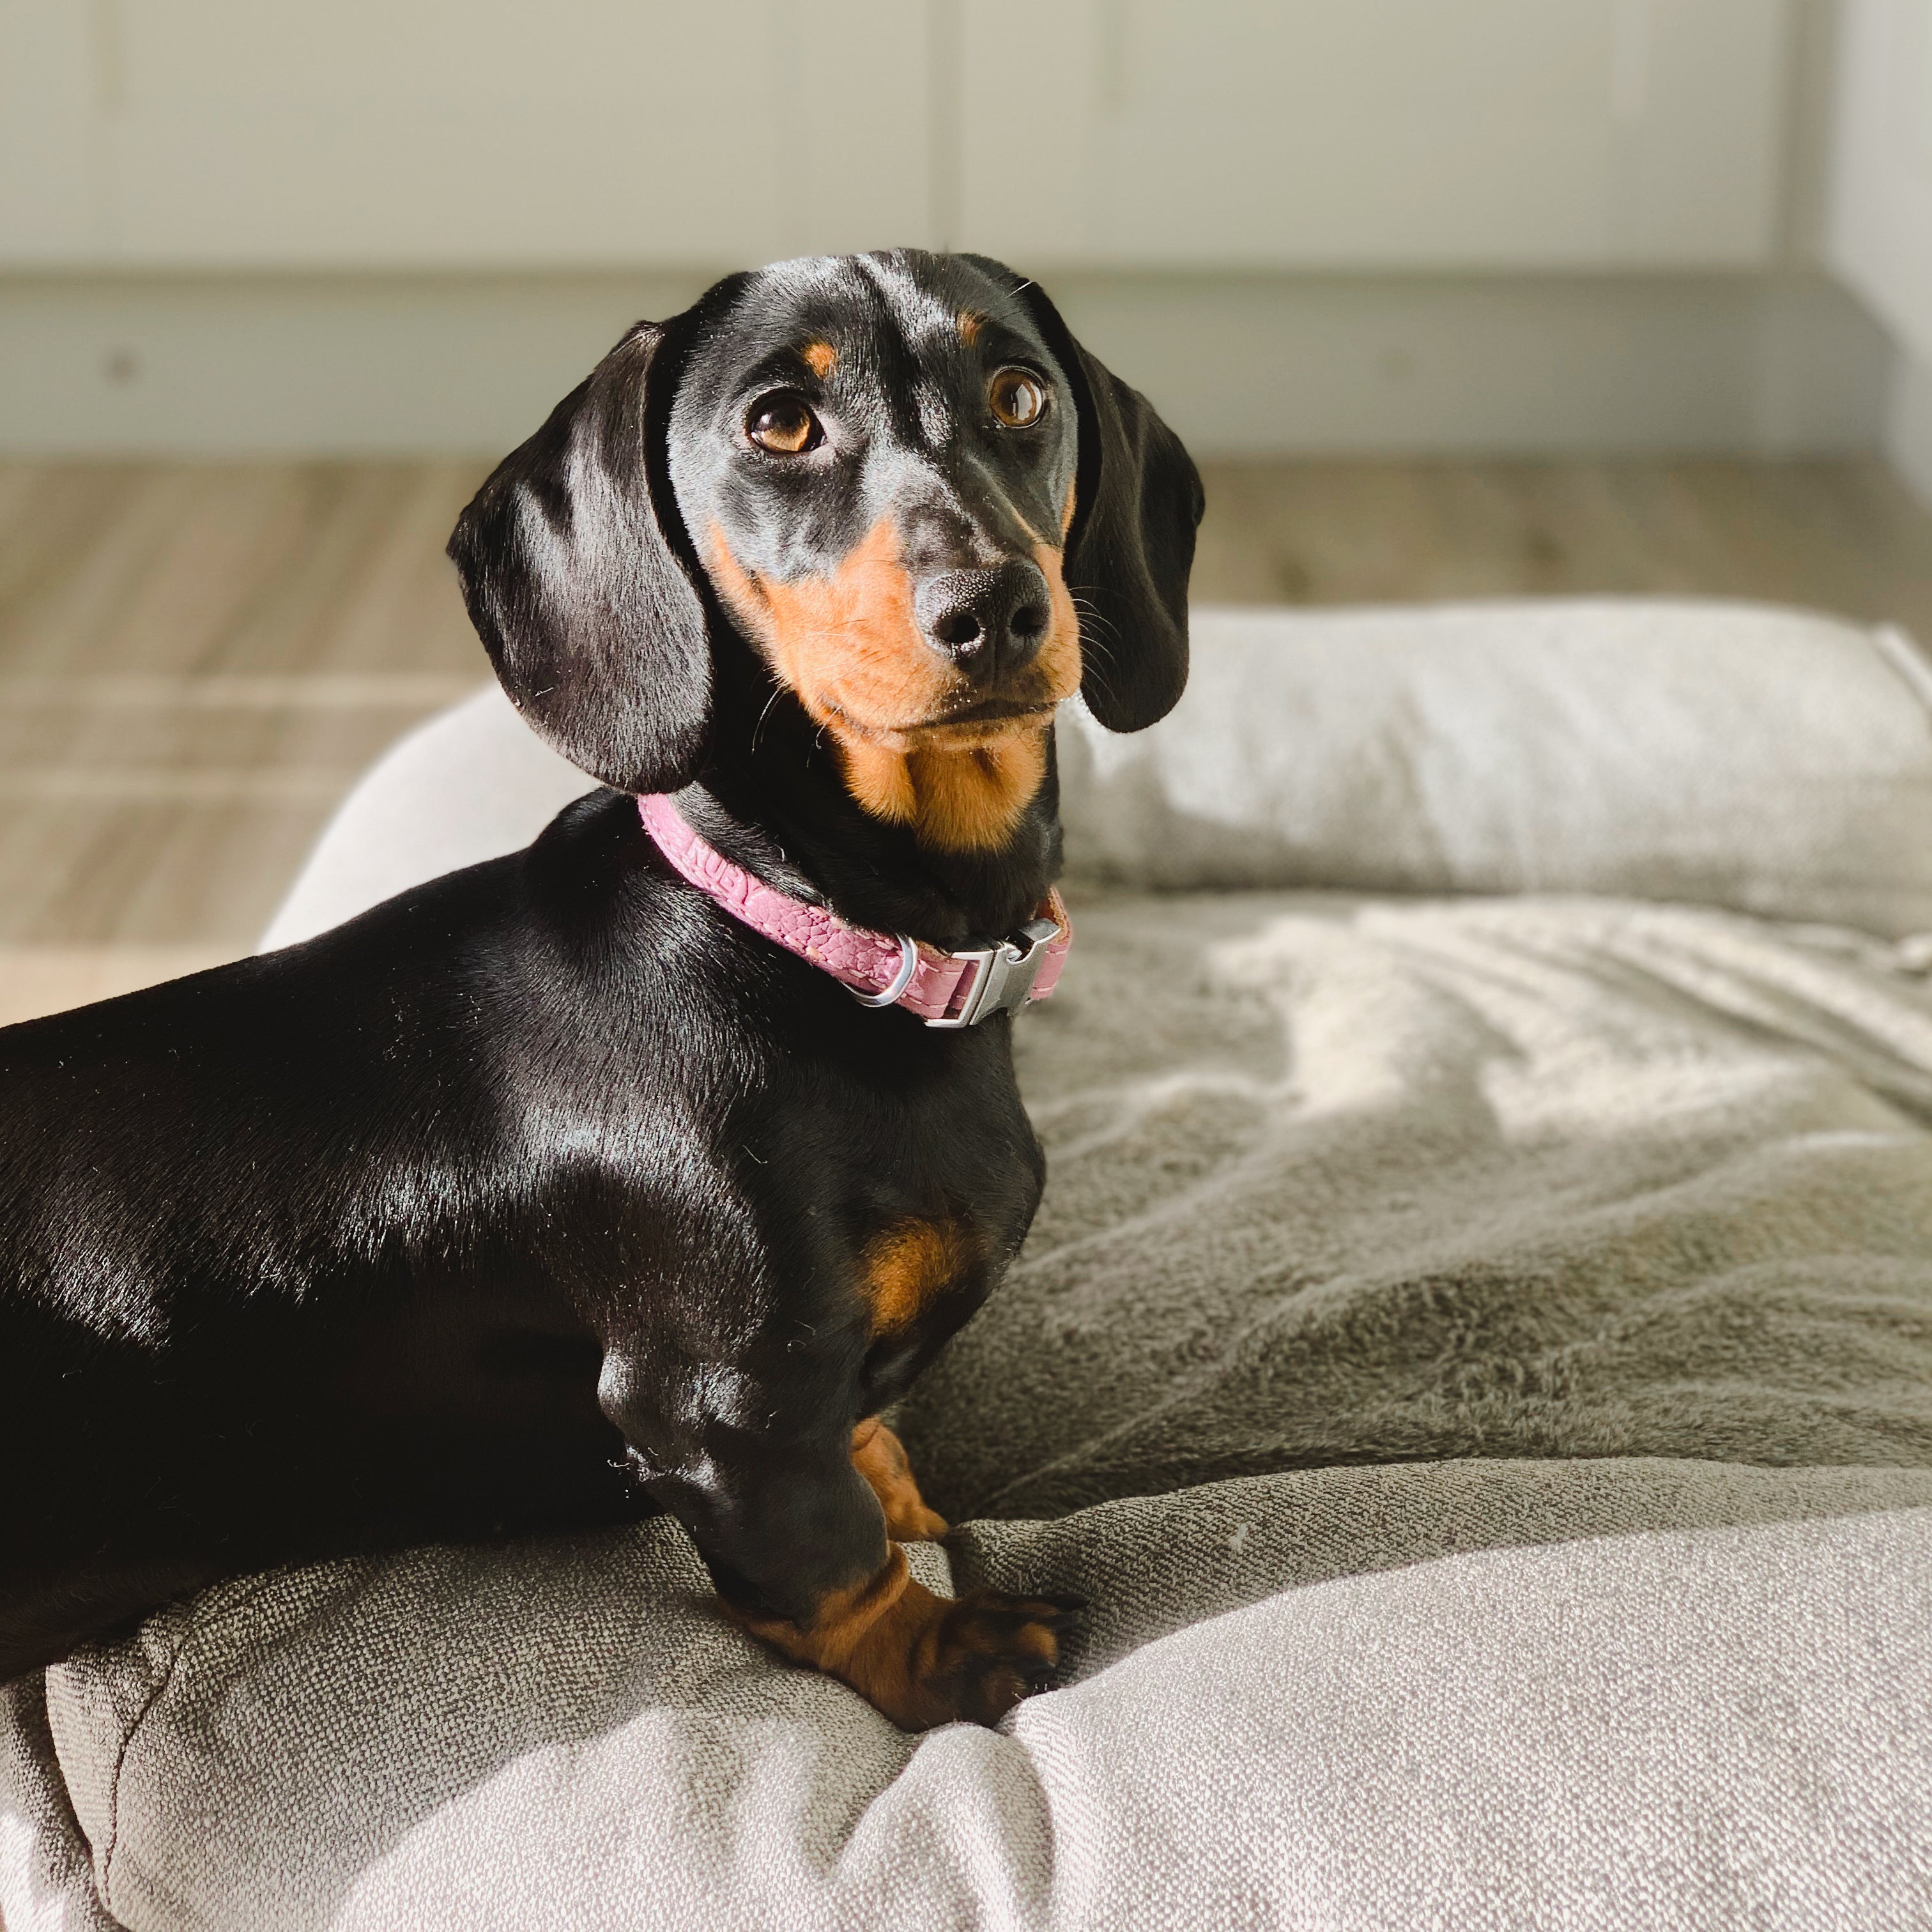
898;887;1932;1517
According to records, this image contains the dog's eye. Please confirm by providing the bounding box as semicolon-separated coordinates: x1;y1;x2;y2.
746;394;822;455
988;367;1048;429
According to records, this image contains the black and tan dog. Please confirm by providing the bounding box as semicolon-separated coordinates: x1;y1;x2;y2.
0;251;1200;1729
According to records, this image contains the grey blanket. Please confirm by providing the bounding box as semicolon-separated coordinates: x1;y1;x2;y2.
8;886;1932;1931
906;887;1932;1519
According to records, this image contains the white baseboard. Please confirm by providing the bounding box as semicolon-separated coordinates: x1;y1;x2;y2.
1055;271;1890;458
0;267;1892;459
0;271;712;459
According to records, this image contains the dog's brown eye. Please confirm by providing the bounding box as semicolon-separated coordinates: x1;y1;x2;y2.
988;367;1047;429
746;394;822;454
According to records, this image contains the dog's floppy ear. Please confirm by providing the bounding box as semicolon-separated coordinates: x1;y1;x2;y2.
447;317;714;793
971;260;1205;733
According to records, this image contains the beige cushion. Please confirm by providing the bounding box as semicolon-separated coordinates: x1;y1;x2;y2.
35;1476;1932;1932
1060;599;1932;935
41;871;1932;1930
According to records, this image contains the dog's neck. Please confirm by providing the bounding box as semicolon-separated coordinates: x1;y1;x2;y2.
673;663;1063;951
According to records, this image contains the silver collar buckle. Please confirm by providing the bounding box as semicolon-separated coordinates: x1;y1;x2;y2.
928;915;1063;1029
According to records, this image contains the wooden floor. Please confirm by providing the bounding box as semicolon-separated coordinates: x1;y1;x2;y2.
2;454;1930;1023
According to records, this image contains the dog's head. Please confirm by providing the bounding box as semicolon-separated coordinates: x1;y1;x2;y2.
449;251;1203;854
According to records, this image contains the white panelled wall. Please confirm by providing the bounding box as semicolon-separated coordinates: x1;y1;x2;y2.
0;0;935;266
0;0;1904;459
0;0;1801;270
1828;0;1932;502
956;0;1793;269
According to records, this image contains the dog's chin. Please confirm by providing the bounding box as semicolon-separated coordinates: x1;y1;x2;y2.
794;691;1062;851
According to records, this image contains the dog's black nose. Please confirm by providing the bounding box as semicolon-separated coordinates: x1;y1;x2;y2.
914;561;1052;684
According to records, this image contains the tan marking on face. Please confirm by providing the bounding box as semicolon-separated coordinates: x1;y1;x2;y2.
860;1216;976;1335
852;1417;948;1540
801;340;837;379
958;311;986;346
1061;477;1077;536
705;518;1083;854
837;732;1052;853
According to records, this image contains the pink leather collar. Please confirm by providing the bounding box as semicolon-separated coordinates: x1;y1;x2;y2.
639;793;1071;1028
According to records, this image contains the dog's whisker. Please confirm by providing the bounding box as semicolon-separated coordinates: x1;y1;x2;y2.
751;686;784;756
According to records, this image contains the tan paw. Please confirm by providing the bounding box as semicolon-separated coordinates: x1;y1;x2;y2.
737;1545;1082;1731
919;1586;1083;1727
850;1416;949;1541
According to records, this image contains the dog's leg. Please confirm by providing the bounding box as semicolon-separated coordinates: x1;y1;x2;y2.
850;1417;947;1541
602;1378;1071;1730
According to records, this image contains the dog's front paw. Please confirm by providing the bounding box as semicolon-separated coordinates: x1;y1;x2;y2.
925;1587;1084;1726
735;1548;1082;1731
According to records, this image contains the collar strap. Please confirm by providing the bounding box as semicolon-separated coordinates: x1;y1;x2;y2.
638;793;1071;1028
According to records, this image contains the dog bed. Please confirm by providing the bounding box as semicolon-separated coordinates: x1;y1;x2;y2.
6;601;1932;1931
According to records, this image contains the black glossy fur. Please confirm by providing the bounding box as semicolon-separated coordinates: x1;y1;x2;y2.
0;252;1201;1716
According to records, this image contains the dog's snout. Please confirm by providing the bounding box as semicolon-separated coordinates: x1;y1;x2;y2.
914;561;1052;684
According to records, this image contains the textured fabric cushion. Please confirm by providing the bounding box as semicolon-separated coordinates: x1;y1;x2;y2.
1059;599;1932;935
257;686;592;951
30;1472;1932;1932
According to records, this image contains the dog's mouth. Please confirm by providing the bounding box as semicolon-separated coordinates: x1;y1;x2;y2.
923;695;1058;729
826;693;1061;753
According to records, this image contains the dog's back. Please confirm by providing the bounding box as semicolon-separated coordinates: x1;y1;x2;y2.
0;799;656;1675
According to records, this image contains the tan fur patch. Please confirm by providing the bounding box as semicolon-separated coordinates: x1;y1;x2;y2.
836;730;1052;853
852;1417;948;1540
801;340;837;378
860;1216;976;1335
958;311;986;346
708;517;930;725
737;1545;954;1728
705;519;1082;853
733;1544;1067;1731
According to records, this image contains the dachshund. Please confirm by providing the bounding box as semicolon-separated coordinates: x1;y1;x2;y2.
0;250;1202;1729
